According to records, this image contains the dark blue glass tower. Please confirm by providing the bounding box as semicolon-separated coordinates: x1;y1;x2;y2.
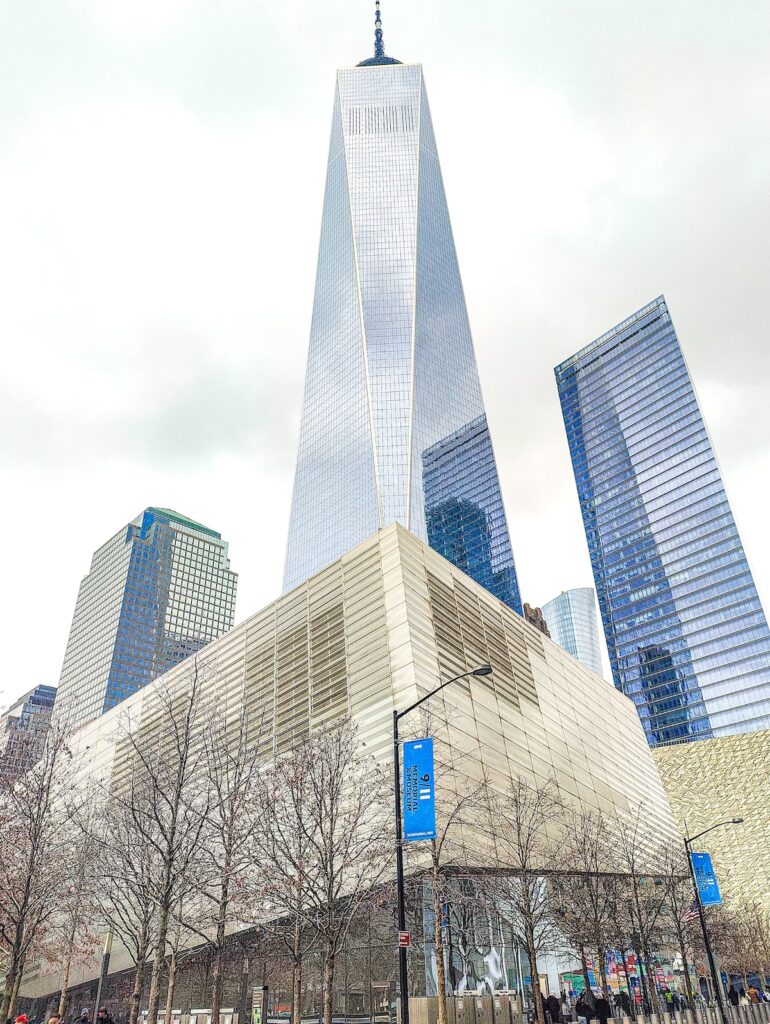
283;32;521;613
555;296;770;745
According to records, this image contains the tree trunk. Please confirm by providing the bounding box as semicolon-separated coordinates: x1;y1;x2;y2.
597;949;609;998
633;947;651;1015
291;876;304;1024
129;959;147;1024
620;951;634;1009
292;957;303;1024
8;958;26;1021
211;932;225;1024
678;937;694;1006
58;919;79;1017
580;949;593;1006
643;952;658;1011
432;855;448;1024
147;889;173;1024
164;946;179;1024
322;945;335;1024
1;964;17;1022
211;867;232;1024
526;925;544;1024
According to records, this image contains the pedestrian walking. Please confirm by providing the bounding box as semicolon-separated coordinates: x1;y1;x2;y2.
96;1010;114;1024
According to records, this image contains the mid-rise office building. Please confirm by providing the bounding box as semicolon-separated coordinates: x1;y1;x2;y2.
283;14;522;613
542;588;603;677
58;507;237;730
555;296;770;745
0;684;57;781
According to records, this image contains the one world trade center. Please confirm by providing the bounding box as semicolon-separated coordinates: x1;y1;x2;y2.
284;5;522;615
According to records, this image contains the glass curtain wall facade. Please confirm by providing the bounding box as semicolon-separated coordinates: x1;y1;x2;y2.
58;507;238;730
0;684;57;780
542;588;603;677
283;59;521;613
555;296;770;745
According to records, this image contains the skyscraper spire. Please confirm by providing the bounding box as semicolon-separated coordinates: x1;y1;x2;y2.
374;1;385;60
357;0;401;66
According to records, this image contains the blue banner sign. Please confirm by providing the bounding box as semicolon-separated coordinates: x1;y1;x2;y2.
691;852;722;906
403;738;436;842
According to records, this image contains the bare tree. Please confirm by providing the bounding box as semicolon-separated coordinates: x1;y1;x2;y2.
713;905;766;992
252;744;319;1024
420;759;485;1024
49;803;103;1017
95;792;160;1024
194;704;265;1024
658;842;698;1006
259;721;391;1024
112;663;211;1024
480;777;564;1024
614;810;668;1013
742;902;770;988
550;810;622;1001
0;716;76;1019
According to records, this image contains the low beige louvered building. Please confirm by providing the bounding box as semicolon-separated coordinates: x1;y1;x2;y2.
23;524;678;1001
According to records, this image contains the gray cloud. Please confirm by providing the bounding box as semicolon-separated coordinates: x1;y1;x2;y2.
1;0;768;707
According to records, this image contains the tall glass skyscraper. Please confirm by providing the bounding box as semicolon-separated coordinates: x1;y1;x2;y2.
556;296;770;746
542;589;604;678
283;15;522;614
58;507;238;730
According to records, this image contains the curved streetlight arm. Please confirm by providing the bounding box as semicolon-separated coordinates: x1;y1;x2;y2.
396;670;476;721
685;819;742;847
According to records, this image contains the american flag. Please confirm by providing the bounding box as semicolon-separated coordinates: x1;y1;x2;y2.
683;902;699;924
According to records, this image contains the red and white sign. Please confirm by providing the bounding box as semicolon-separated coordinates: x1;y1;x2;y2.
398;931;411;948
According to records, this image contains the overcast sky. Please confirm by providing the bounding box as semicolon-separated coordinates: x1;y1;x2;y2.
2;0;769;711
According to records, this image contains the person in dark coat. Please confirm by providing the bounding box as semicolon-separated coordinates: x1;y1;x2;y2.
575;995;590;1024
593;995;611;1024
728;987;740;1007
546;995;561;1024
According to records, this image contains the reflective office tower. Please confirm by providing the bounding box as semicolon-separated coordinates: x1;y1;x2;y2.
283;8;522;613
58;507;237;731
556;296;770;746
542;589;603;677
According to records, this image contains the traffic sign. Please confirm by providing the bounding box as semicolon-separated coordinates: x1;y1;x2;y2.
398;931;411;948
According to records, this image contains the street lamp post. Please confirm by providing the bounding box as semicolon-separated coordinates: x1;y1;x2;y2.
392;664;493;1024
683;818;743;1024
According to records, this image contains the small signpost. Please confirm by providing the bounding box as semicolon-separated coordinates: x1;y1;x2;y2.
399;931;411;948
